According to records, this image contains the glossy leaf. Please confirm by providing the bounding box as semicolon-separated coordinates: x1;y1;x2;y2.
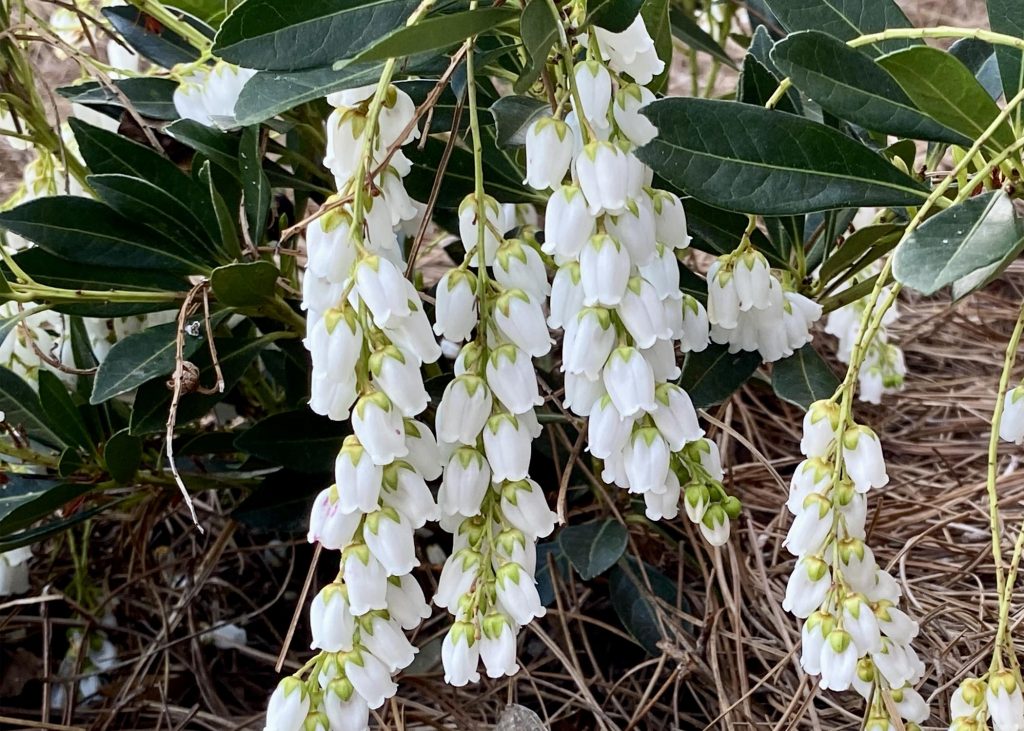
104;429;143;484
0;367;65;448
586;0;644;33
211;261;279;306
491;95;549;147
57;78;181;120
684;198;784;267
878;47;1017;157
637;98;929;215
240;126;271;246
760;0;918;57
893;191;1024;296
608;559;679;655
516;0;560;93
38;371;94;452
104;6;204;69
199;161;242;260
233;471;321;532
0;475;91;534
558;519;628;581
214;0;420;71
988;0;1024;125
771;345;839;410
356;7;519;62
0;197;206;275
949;38;1002;101
90;321;205;404
679;343;761;408
819;222;903;284
0;501;113;551
738;52;799;115
669;7;734;68
235;409;350;473
771;31;968;145
534;541;571;605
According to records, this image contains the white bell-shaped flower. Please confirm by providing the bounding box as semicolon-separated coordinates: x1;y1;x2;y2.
483;413;532;483
951;678;987;718
378;86;419;147
677;295;711;353
548;262;585;330
988;672;1024;731
843;593;882;655
874;601;919;645
706;259;740;329
573;60;612;131
370;345;429;417
619;275;672;348
480;613;520;678
651;383;703;450
836;537;877;594
379;166;419;225
361;614;417;673
307;486;362;549
265;677;309;731
524;117;573;190
342;545;389;615
344;650;397;710
587;394;634;459
386;461;439;528
651;189;691;249
594;16;664;84
363;508;417;575
434;269;478;342
819;629;857;691
699;503;731;546
579;233;631;307
386;574;432;631
496;562;545;626
383;299;442;364
784;493;833;557
436;375;492;445
871;639;913;688
623;427;670;494
563;306;616;379
324;679;370;731
439;447;491;517
787;457;831;514
306;212;358;283
644;471;681;520
500;479;556;539
732;250;772;311
401;420;443;482
892;686;929;724
1001;385;1024;444
612;84;657;146
575;141;629;215
782;555;830;618
684;484;710;524
639;243;680;299
352;392;408;465
563;372;605;417
603;346;657;417
494;238;550;300
334;438;384;513
543;185;595;260
354;255;413;327
459;194;503;267
442;621;481;686
607;195;657;266
842;425;889;492
433;549;481;610
800;400;840;458
486;344;543;414
310;583;355;653
494;289;552;357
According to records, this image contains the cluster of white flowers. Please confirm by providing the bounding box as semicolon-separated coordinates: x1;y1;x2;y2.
946;673;1024;731
173;61;256;130
50;628;116;710
826;283;905;404
429;191;558;685
269;82;441;731
524;14;740;545
707;248;822;363
785;400;926;729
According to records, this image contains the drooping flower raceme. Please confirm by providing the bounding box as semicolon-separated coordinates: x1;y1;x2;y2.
267;82;441;731
826;275;905;404
785;400;926;729
535;15;739;545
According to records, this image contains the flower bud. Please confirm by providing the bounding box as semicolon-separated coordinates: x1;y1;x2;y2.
524;117;573;190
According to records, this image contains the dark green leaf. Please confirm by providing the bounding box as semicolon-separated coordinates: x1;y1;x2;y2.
951;235;1024;300
165;0;229;24
516;0;559;93
104;428;142;484
893;191;1024;296
738;52;799;115
0;197;207;275
640;0;671;93
211;261;279;306
683;198;783;267
949;38;1002;101
240;126;271;245
0;501;113;551
356;7;519;62
558;519;628;581
58;448;84;478
669;7;734;68
38;371;93;452
771;31;969;145
534;540;570;605
988;0;1024;126
587;0;644;33
878;46;1017;157
637;98;929;215
490;95;549;147
214;0;420;71
235;409;350;472
57;78;181;120
608;558;678;655
232;470;321;532
679;343;761;408
760;0;918;57
819;222;903;283
0;475;91;535
104;6;204;69
90;321;205;404
771;345;839;409
164;118;241;174
199;161;242;260
0;367;66;448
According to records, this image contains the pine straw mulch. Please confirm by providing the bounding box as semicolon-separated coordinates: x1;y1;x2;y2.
3;269;1024;731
